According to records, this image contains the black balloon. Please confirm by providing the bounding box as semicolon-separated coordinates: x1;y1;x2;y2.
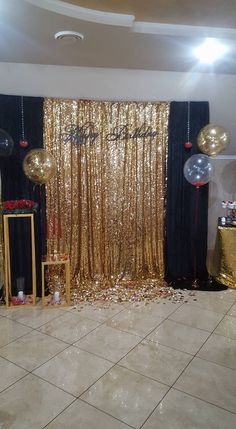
0;129;14;157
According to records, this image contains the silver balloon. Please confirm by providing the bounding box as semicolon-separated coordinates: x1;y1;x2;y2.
0;129;14;157
184;154;214;187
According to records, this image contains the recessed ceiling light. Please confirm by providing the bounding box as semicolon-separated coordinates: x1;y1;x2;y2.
194;38;228;64
54;31;84;42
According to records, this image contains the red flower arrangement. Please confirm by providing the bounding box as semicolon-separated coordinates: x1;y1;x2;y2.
1;199;38;214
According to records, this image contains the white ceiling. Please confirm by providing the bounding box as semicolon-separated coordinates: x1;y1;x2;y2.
1;0;236;74
63;0;236;27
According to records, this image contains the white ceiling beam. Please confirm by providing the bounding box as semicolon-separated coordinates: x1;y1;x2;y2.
24;0;134;26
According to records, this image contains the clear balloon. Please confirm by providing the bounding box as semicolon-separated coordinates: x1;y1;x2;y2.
184;154;213;187
0;129;14;157
23;149;56;185
197;124;229;156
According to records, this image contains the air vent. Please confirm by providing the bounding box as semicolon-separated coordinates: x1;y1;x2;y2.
54;31;84;41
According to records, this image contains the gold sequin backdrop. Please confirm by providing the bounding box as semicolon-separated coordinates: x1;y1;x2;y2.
44;99;170;301
0;175;3;295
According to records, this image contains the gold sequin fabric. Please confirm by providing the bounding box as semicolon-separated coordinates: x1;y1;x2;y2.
0;176;3;298
44;98;170;302
216;226;236;289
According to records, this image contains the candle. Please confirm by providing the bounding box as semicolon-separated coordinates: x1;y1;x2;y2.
18;291;24;302
54;291;60;304
16;277;25;293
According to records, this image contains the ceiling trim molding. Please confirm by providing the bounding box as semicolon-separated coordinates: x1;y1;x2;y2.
23;1;236;38
133;21;236;39
24;0;135;26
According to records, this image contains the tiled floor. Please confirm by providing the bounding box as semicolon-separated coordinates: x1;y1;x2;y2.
0;288;236;428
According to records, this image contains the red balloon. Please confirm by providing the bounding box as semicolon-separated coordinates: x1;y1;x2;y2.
19;139;29;148
184;141;192;149
192;181;205;188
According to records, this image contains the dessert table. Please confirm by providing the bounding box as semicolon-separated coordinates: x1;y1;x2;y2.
216;223;236;288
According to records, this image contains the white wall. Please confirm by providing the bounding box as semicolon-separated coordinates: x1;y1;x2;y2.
207;155;236;276
0;62;235;264
0;62;236;154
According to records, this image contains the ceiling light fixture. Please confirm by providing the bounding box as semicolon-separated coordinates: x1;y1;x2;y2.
54;31;84;42
194;38;228;64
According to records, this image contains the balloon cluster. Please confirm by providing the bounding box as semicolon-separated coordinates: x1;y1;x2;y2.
184;124;230;187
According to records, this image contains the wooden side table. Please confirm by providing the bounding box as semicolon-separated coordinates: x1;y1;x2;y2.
3;213;36;307
41;259;70;306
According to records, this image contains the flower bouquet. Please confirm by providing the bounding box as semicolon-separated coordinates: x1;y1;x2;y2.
1;199;38;214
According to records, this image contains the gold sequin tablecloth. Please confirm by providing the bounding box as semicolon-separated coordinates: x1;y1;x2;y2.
216;226;236;289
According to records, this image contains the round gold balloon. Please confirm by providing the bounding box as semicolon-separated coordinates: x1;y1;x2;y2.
23;149;56;184
197;124;230;156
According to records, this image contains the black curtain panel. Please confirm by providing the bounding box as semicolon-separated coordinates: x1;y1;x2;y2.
0;96;215;295
165;101;209;285
0;95;46;297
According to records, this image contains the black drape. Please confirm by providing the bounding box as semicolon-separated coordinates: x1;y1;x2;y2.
165;101;209;284
0;95;45;297
0;96;213;293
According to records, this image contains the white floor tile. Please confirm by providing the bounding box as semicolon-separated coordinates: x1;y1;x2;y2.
0;306;8;316
0;356;27;393
214;315;236;340
0;374;74;429
185;293;234;314
46;399;131;429
227;303;236;316
0;330;68;370
39;312;100;343
119;340;192;386
33;346;113;396
75;324;140;362
76;302;126;322
81;365;168;428
106;306;164;337
1;294;235;426
0;317;32;347
175;357;236;413
169;304;223;331
3;307;65;328
147;319;209;354
142;388;236;429
197;333;236;369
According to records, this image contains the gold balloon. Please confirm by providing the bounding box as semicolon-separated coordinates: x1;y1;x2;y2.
23;149;56;184
197;124;230;156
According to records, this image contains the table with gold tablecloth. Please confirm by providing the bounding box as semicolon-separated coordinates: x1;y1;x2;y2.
216;226;236;289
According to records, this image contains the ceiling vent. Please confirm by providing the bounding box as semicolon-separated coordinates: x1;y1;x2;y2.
54;31;84;41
